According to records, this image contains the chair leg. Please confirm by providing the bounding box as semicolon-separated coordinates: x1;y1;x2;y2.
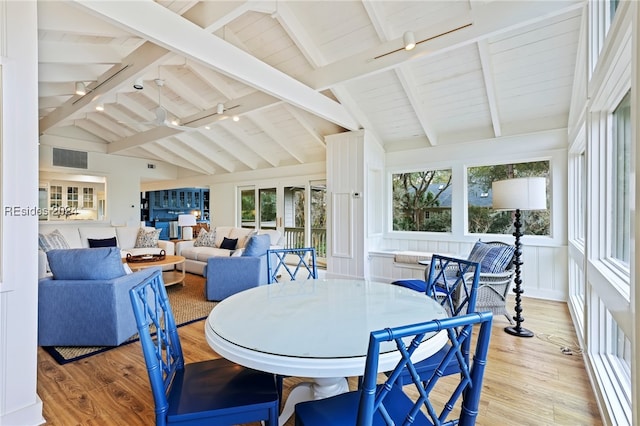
276;374;284;409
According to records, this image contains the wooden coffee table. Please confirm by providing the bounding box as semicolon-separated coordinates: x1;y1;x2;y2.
124;255;186;286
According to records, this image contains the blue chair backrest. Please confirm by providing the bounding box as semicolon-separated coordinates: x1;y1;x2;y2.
358;311;493;426
267;247;318;283
426;254;481;317
129;270;183;424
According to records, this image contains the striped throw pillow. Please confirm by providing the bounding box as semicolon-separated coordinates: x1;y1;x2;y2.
38;229;70;252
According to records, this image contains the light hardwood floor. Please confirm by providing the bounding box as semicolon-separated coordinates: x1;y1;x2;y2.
37;277;602;425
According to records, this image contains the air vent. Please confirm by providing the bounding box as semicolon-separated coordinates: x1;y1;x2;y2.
147;163;156;169
52;148;88;169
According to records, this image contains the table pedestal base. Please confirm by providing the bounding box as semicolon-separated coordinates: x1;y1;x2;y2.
278;377;349;426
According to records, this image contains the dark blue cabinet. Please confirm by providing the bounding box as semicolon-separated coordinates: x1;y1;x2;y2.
147;222;169;240
143;188;209;233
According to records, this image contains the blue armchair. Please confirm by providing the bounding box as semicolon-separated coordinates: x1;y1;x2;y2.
38;247;160;347
203;234;271;301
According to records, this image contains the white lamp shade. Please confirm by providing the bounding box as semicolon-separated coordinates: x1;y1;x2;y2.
492;177;547;211
178;214;197;227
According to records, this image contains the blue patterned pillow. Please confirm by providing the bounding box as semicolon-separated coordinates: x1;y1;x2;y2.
467;241;515;273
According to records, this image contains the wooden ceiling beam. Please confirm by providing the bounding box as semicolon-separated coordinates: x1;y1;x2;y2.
71;0;359;131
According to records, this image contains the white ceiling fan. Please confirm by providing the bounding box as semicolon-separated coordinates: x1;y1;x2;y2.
119;79;195;132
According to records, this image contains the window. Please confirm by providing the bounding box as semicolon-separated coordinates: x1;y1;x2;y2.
67;186;79;208
392;169;452;232
83;187;94;208
50;185;62;208
259;188;276;229
467;161;550;236
240;187;256;228
610;93;630;265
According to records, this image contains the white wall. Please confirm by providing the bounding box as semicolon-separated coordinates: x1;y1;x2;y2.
380;129;569;301
324;130;386;279
39;145;179;226
133;128;568;300
0;1;44;424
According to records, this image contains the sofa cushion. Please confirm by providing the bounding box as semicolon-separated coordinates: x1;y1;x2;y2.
78;227;118;248
134;228;161;248
213;226;233;246
88;237;118;248
182;246;231;261
38;229;71;252
467;241;515;273
229;227;255;248
39;225;83;248
47;247;126;280
242;234;271;257
258;229;283;246
116;226;145;249
220;237;238;250
194;229;217;247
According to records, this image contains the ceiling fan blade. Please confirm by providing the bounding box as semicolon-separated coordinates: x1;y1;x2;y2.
163;120;197;132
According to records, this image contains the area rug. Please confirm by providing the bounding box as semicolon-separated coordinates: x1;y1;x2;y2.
43;273;216;365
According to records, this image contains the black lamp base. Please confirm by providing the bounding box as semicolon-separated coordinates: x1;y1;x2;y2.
504;325;534;338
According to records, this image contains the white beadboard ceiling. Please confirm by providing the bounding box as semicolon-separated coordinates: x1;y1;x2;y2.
37;0;585;176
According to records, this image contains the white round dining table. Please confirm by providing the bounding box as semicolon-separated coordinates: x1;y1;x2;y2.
205;278;448;425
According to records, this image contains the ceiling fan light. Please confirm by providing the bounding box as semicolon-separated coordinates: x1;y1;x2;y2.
403;31;416;51
75;82;86;96
232;115;240;122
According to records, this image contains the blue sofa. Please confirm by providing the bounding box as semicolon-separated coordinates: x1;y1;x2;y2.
38;247;161;347
203;234;271;301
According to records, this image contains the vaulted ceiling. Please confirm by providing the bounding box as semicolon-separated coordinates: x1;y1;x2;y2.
38;0;584;176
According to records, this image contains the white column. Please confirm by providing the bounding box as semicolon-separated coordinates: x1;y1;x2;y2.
0;0;44;424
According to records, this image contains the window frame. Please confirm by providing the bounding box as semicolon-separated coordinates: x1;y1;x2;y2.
466;160;551;237
389;168;453;234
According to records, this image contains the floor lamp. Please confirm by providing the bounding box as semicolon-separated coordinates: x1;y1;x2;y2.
178;214;197;240
492;177;547;338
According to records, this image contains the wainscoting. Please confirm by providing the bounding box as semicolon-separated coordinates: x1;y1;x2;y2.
369;239;567;302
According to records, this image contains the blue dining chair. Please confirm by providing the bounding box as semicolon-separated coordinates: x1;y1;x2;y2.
266;247;319;403
267;247;318;283
295;311;494;426
426;254;481;317
129;269;279;426
387;255;481;388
